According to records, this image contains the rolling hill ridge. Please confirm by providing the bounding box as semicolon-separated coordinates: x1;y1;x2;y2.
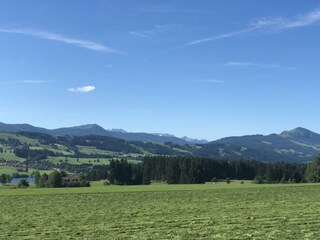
196;127;320;162
0;122;320;162
0;122;207;145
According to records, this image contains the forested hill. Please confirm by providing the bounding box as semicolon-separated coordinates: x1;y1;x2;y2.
197;128;320;163
0;122;207;145
1;124;320;163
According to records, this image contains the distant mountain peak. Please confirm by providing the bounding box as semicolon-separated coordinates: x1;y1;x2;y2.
281;127;317;138
109;128;127;133
182;136;208;144
152;133;175;137
0;122;209;145
57;124;106;131
77;124;103;129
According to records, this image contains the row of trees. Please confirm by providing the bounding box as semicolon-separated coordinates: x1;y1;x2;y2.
108;159;143;185
305;156;320;182
3;156;320;187
87;157;313;185
32;171;90;188
0;174;12;184
58;156;320;185
142;156;307;184
14;147;56;163
62;159;143;185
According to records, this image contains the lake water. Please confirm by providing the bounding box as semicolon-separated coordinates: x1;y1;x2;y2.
10;177;35;184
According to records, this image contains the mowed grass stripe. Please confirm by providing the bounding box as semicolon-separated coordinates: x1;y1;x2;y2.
1;183;320;239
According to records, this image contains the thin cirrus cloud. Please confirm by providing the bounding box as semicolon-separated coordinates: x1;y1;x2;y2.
68;85;96;93
222;61;297;71
0;80;51;84
129;24;180;38
21;80;51;84
179;27;257;48
223;62;280;69
0;28;121;53
180;8;320;48
251;8;320;29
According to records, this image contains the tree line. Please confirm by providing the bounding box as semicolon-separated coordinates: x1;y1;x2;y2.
32;171;90;188
142;156;307;184
3;156;320;187
67;156;320;185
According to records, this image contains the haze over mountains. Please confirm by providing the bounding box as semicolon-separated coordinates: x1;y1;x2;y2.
196;127;320;163
0;122;208;144
1;122;320;162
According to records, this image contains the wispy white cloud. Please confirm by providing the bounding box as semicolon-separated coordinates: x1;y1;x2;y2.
0;28;121;53
68;85;96;93
251;9;320;29
285;67;297;71
222;61;297;71
180;27;257;48
129;25;179;37
0;79;52;84
128;31;148;38
180;8;320;48
223;62;280;69
21;80;51;84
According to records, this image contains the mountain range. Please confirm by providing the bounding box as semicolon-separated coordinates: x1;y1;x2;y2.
0;122;208;144
195;127;320;162
1;122;320;162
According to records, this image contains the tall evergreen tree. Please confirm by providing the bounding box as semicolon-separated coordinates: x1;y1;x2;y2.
48;171;62;188
305;156;320;182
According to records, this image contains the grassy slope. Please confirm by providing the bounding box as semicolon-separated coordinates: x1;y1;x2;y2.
0;166;51;176
0;166;21;175
0;147;25;162
0;132;40;162
0;132;147;165
0;183;320;239
0;132;39;145
46;156;111;165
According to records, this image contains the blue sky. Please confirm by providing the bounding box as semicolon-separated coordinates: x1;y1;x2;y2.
1;1;320;140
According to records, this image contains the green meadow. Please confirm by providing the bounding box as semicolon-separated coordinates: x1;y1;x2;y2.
1;182;320;239
0;166;51;176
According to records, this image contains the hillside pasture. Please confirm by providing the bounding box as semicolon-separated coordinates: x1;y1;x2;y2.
0;166;51;176
0;132;39;145
46;156;141;165
0;166;20;175
0;148;25;162
46;156;111;165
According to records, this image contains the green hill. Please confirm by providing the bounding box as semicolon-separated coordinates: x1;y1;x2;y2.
0;131;194;172
1;126;320;171
197;128;320;163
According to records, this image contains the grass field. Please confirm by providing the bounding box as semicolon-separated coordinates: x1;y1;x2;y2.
0;166;21;175
0;132;39;145
1;183;320;239
0;166;51;176
46;156;111;165
46;156;142;165
0;144;26;162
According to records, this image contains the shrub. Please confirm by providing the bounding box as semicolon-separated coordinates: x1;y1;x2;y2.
17;179;29;188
